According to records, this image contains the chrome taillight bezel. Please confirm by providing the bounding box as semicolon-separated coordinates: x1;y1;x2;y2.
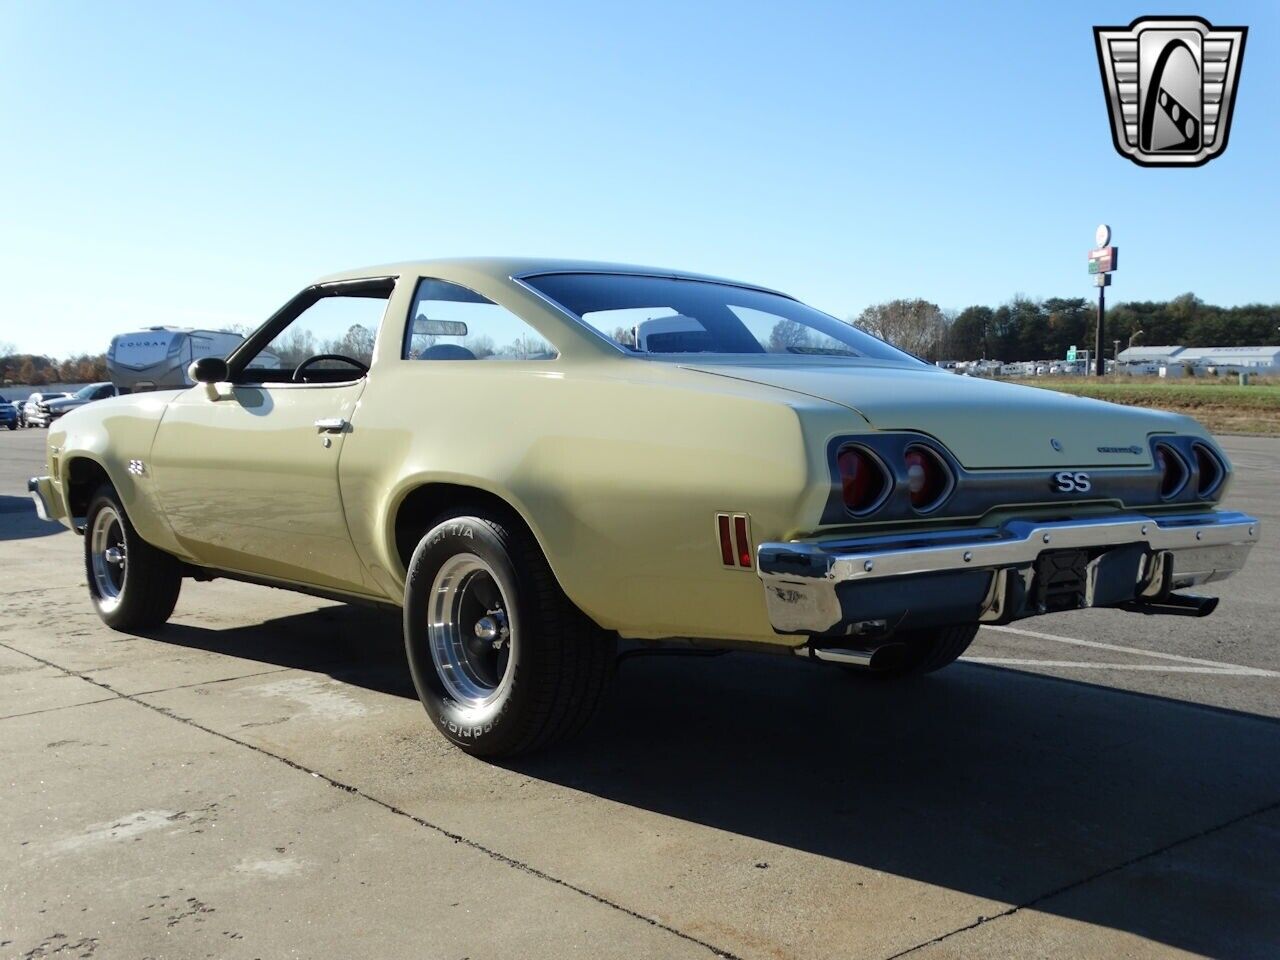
1191;442;1226;500
903;443;955;515
1154;441;1189;500
836;443;893;517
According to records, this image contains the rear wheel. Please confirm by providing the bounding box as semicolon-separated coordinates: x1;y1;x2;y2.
84;484;182;630
845;623;978;680
403;511;614;757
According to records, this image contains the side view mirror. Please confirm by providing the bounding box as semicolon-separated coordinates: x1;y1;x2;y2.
189;356;229;384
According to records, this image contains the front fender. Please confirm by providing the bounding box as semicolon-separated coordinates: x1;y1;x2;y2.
50;394;190;558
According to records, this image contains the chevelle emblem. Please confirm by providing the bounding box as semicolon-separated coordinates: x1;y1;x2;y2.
1097;444;1143;455
1053;471;1093;493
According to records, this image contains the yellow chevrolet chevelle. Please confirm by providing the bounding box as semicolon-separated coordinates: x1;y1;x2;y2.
30;258;1260;755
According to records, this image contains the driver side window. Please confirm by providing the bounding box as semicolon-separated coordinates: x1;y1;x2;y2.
258;295;388;374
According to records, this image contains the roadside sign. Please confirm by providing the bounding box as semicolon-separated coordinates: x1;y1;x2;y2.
1095;223;1111;247
1088;246;1118;274
1093;273;1112;287
1066;346;1077;361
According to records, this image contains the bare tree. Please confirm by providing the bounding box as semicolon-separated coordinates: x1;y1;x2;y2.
273;327;317;367
336;323;376;364
767;319;813;353
463;334;495;359
852;299;948;360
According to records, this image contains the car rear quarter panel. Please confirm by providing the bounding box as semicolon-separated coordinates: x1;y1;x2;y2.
340;359;853;644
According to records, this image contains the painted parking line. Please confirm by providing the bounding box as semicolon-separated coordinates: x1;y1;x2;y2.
963;658;1275;676
968;624;1278;678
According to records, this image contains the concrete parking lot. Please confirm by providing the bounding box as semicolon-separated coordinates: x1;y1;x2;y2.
2;426;1277;959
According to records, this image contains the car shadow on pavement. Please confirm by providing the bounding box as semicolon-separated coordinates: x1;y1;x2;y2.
0;495;65;541
142;606;1279;957
145;604;417;700
527;651;1280;958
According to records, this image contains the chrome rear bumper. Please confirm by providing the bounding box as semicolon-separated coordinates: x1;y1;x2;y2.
757;511;1259;635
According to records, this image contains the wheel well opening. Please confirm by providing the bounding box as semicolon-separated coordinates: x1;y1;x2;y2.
393;483;533;571
66;458;112;519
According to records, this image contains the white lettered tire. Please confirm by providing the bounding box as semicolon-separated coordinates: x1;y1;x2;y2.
402;511;614;757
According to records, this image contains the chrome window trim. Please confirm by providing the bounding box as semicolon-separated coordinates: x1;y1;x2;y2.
217;378;366;391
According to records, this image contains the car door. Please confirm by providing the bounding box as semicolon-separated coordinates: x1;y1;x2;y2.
148;277;395;595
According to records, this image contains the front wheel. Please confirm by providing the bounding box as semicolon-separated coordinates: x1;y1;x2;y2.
403;512;614;757
84;484;182;630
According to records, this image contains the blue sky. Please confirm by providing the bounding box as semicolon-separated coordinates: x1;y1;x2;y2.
1;0;1276;357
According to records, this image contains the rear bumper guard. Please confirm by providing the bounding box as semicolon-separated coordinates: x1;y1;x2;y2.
757;511;1259;635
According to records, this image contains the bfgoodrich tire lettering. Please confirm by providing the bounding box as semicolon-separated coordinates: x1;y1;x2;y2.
403;512;614;757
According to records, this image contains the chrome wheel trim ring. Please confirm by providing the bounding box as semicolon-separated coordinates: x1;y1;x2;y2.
427;553;514;709
89;504;126;612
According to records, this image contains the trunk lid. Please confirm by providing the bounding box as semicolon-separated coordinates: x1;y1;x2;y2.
681;361;1176;468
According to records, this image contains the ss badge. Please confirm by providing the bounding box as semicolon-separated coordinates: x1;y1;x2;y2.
1053;471;1093;493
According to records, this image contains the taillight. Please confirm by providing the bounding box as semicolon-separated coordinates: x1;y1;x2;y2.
836;445;889;515
903;445;951;512
1192;443;1224;498
1154;442;1187;499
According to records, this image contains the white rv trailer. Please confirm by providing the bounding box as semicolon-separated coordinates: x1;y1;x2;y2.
107;327;278;391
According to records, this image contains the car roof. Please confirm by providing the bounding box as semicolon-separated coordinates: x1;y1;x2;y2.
313;257;789;298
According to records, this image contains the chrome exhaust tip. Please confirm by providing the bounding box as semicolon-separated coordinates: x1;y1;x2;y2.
799;641;910;671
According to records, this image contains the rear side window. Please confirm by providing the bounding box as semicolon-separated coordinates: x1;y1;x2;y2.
403;279;556;361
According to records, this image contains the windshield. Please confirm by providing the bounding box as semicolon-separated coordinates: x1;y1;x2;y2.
73;385;100;400
523;273;921;364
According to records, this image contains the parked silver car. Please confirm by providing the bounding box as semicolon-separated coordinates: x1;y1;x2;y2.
43;383;121;423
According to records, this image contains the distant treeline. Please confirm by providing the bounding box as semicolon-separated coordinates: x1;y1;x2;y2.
1;353;108;386
3;293;1277;380
853;293;1280;363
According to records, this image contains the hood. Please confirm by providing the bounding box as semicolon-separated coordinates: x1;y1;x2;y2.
46;397;87;411
680;361;1191;469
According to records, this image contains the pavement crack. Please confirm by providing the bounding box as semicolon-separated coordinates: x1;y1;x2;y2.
0;696;122;722
0;638;743;960
881;793;1280;959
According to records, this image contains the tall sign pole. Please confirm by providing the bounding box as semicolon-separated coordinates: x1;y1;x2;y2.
1088;224;1117;376
1095;283;1105;377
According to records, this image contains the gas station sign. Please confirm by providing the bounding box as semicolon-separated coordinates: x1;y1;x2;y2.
1088;246;1118;274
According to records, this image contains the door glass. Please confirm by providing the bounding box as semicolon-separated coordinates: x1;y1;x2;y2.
261;296;388;372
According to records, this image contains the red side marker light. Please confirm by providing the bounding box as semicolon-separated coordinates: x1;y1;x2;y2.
717;514;735;566
733;515;752;568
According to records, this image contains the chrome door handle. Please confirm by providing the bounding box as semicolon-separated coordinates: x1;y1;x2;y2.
314;418;348;433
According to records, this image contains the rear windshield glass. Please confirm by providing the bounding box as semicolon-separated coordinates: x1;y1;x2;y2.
523;273;920;363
